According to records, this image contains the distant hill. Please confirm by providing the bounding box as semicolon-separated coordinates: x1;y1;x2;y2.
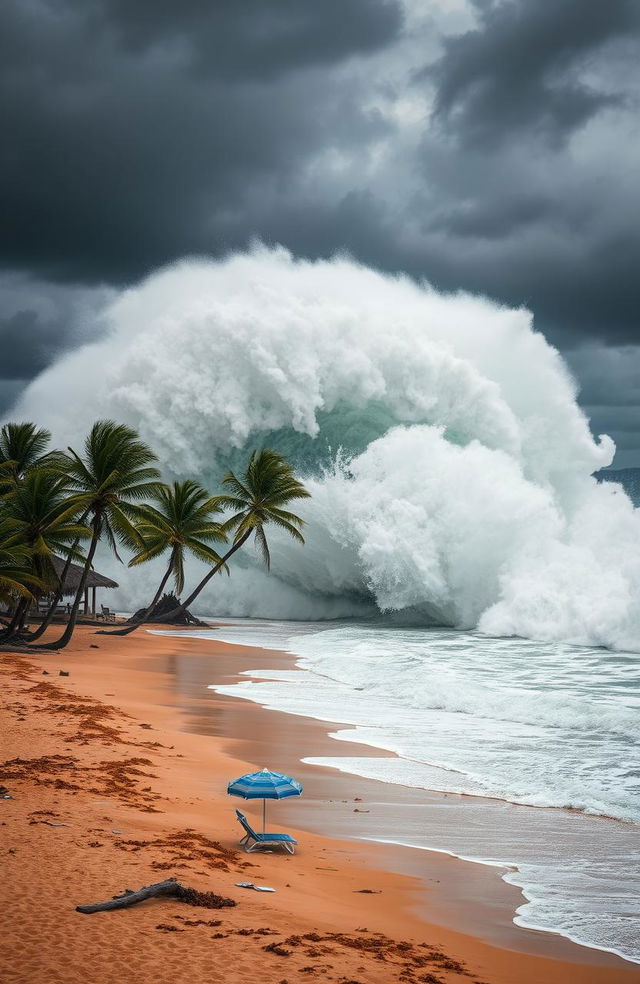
595;468;640;506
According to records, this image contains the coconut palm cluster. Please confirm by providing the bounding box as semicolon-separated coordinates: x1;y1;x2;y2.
0;420;310;650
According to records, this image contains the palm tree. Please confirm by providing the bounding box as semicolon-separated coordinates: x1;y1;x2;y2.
99;479;227;636
1;469;90;640
0;522;45;637
38;420;161;650
152;449;310;623
0;422;55;491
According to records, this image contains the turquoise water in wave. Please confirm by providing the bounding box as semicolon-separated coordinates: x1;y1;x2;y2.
193;618;640;963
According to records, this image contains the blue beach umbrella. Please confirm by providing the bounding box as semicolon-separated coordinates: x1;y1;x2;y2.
227;768;303;831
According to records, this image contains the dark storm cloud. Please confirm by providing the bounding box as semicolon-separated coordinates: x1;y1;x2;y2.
1;0;640;458
102;0;401;80
0;305;70;418
0;271;111;413
0;381;27;418
0;310;57;379
402;0;640;346
430;0;640;145
0;0;401;283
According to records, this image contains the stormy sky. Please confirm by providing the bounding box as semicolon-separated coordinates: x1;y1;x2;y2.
1;0;639;465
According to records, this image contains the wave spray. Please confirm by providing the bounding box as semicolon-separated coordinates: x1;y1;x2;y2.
10;245;640;649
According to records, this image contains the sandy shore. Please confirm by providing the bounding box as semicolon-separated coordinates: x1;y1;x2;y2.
1;625;638;984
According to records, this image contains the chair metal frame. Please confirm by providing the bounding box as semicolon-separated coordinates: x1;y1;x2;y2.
235;809;297;854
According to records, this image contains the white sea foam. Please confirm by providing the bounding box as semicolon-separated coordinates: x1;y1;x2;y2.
201;617;640;963
211;622;640;824
7;244;640;650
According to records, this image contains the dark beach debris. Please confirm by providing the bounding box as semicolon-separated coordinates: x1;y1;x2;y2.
131;592;207;627
355;889;381;894
235;927;278;937
59;670;69;677
76;877;237;914
264;942;293;957
114;829;239;873
173;915;223;927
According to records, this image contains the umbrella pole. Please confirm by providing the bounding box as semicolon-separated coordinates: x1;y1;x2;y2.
263;799;266;833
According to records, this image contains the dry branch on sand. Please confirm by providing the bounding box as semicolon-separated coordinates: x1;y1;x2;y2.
76;877;236;914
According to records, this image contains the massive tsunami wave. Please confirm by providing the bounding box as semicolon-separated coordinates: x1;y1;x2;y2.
9;246;640;650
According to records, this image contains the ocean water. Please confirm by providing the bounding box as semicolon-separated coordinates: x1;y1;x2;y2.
202;618;640;964
13;247;640;652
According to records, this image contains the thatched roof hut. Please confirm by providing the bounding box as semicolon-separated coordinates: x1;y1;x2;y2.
49;555;118;616
50;555;119;594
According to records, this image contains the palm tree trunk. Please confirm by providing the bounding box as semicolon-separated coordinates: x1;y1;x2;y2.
27;510;91;641
17;602;30;632
0;597;30;641
28;556;74;641
97;558;174;637
148;531;252;624
38;518;101;651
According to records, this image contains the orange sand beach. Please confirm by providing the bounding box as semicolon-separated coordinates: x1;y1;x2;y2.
1;625;639;984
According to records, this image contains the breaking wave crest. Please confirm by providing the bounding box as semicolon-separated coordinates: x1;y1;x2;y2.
9;245;640;649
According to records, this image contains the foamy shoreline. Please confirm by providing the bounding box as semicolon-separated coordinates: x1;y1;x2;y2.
180;619;640;965
2;624;637;984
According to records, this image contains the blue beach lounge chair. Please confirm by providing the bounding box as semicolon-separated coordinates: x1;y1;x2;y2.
235;809;297;855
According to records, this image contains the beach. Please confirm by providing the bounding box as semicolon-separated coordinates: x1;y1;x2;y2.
1;625;638;984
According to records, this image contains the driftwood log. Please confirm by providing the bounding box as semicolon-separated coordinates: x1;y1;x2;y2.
76;877;236;914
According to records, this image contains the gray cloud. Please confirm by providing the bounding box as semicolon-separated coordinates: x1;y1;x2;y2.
0;270;112;411
0;0;639;459
565;344;640;467
0;311;56;380
101;0;402;80
0;380;28;418
430;0;639;145
0;0;401;282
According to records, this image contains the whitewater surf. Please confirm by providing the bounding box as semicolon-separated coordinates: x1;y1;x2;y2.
8;244;640;651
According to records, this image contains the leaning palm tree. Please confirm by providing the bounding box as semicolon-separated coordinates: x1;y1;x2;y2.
0;422;55;491
152;449;310;623
0;523;46;637
38;420;161;650
1;469;90;640
99;479;227;636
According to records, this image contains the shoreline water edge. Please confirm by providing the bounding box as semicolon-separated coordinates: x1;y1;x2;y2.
2;623;638;984
156;617;640;967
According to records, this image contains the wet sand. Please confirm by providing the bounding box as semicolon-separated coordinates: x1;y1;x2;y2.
1;624;638;984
